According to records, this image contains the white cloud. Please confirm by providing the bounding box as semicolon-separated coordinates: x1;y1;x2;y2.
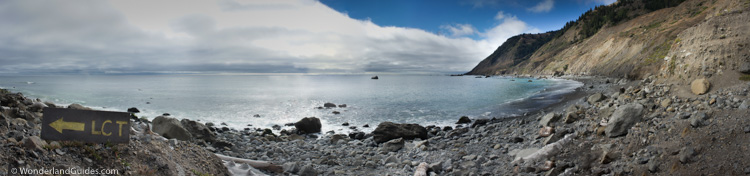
0;0;540;74
440;24;477;37
591;0;617;5
481;11;541;47
528;0;554;13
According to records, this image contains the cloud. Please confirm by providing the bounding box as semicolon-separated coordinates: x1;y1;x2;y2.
0;0;539;74
595;0;617;5
482;11;541;47
440;24;477;37
528;0;554;13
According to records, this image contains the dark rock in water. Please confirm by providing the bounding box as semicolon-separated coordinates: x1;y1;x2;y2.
372;122;428;143
338;104;347;108
456;116;471;124
443;126;453;131
316;107;324;109
272;124;282;130
471;119;489;128
127;107;140;113
348;126;357;130
146;102;150;104
221;122;227;126
285;123;295;126
253;114;261;118
349;132;366;140
323;103;337;108
371;76;379;79
295;117;322;134
606;103;645;138
332;111;340;115
206;122;214;127
180;119;217;142
221;127;229;132
509;137;524;143
162;113;170;116
263;128;275;136
342;122;349;126
362;124;369;128
152;116;193;141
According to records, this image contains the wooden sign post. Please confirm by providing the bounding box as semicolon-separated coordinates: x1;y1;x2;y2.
41;107;131;143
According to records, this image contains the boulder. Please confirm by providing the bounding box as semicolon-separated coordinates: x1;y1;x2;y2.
739;62;750;74
605;103;645;137
298;164;318;176
690;78;710;95
381;138;405;152
338;104;347;108
294;117;322;134
323;103;337;108
456;116;471;124
127;107;140;113
348;132;366;140
587;93;606;105
22;136;47;151
152;116;193;141
180;119;216;142
660;99;672;108
28;102;47;112
690;112;709;128
470;119;489;128
372;122;428;143
67;103;91;110
539;113;560;127
330;134;348;144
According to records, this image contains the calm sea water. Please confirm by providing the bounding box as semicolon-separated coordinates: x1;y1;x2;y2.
0;75;581;133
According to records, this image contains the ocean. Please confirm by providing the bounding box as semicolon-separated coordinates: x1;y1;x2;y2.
0;75;582;133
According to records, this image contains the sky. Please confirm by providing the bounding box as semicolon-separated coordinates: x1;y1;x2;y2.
0;0;615;75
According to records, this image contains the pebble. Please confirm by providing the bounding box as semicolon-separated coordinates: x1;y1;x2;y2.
745;126;750;133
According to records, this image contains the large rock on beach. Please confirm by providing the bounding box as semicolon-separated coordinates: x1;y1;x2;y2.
381;138;405;152
180;119;216;142
605;103;645;137
372;122;428;143
22;136;47;151
739;62;750;74
587;93;606;105
690;78;710;95
295;117;322;134
152;116;193;141
539;113;560;127
67;103;91;110
456;116;471;124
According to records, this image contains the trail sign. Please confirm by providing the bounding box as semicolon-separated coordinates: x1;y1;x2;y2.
41;107;131;143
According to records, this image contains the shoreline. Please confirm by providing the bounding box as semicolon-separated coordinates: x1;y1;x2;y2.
2;74;748;175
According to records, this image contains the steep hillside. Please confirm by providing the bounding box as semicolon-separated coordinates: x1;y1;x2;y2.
466;32;557;75
468;0;750;82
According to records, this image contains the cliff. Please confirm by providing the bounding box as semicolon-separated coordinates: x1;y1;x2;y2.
467;0;750;83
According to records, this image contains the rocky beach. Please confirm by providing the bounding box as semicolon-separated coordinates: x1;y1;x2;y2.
2;73;749;175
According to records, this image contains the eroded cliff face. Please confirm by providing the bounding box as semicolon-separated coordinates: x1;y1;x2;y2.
468;0;750;81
